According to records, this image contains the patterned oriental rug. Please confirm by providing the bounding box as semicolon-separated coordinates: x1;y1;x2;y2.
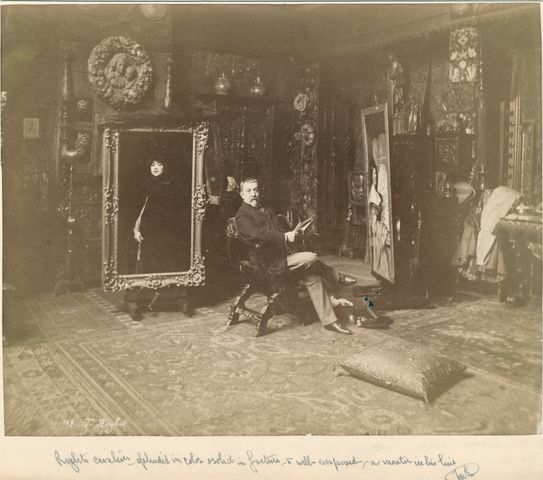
3;282;541;436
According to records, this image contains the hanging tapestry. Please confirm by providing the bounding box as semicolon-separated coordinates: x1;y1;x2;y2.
449;27;479;83
447;82;476;113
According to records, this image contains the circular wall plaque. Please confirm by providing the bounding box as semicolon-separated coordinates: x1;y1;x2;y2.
88;36;153;110
140;4;169;20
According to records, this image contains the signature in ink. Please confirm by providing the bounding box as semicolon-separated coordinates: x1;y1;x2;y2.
63;417;127;434
444;463;480;480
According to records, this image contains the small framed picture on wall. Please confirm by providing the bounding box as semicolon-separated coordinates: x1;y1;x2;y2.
23;117;40;139
74;97;93;123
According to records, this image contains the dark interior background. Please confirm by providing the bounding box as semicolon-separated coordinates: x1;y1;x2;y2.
1;3;540;293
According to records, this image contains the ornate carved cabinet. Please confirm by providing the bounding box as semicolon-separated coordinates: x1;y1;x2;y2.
390;133;458;293
390;134;432;286
432;132;476;194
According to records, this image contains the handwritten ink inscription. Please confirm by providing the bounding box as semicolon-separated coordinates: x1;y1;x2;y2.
53;449;472;476
444;463;480;480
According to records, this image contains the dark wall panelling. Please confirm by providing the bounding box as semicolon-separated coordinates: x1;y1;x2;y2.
2;7;61;293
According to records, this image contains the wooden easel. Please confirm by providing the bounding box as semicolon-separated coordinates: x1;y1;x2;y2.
123;287;192;322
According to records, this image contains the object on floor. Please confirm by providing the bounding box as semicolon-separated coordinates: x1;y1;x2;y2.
339;337;467;401
351;284;433;311
330;296;354;307
338;273;357;286
351;314;392;329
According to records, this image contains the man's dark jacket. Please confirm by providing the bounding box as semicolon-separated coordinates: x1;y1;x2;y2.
235;201;288;277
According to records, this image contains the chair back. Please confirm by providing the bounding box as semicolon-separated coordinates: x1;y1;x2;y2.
226;217;240;239
226;217;268;277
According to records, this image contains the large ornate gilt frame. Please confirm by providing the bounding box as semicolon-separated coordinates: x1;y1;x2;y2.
102;122;209;291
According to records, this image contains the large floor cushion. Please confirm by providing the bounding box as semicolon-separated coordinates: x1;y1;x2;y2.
340;336;467;402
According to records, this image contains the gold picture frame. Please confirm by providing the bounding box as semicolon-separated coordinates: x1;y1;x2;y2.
101;121;209;291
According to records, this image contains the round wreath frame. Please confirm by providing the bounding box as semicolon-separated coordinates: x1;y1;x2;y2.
88;36;153;110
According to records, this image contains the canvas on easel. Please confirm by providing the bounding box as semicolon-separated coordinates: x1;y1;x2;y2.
361;102;395;284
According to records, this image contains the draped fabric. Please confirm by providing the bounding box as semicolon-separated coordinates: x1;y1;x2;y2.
452;187;521;282
476;186;522;266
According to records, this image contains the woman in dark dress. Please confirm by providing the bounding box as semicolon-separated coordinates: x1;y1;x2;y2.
133;159;187;273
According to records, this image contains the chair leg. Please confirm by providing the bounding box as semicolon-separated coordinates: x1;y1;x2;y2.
255;307;270;337
255;292;279;337
227;282;252;326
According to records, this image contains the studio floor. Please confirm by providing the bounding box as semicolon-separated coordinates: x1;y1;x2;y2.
2;257;542;436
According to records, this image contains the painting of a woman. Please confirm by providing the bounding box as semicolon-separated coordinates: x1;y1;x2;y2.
376;162;392;278
133;159;187;273
368;159;382;269
362;104;395;283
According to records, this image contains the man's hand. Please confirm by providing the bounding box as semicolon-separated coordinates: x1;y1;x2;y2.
285;230;298;243
134;230;144;243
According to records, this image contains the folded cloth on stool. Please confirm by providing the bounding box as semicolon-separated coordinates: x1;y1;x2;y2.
340;337;466;402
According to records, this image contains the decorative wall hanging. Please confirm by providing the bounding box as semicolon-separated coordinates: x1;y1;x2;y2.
293;92;308;112
289;65;319;221
449;27;478;83
295;123;316;146
447;83;476;113
88;36;153;110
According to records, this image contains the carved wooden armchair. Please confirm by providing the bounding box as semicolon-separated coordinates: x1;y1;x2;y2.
225;217;313;337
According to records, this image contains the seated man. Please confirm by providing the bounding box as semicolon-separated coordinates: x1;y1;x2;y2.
235;177;356;335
